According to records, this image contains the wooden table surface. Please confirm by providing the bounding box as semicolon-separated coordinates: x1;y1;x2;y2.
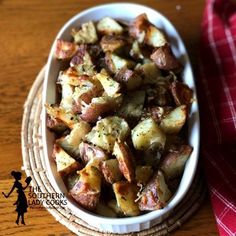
0;0;219;235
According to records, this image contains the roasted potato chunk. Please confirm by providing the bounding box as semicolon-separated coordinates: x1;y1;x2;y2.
159;105;187;134
96;202;117;217
146;85;172;107
60;84;74;111
105;52;135;74
113;141;135;183
135;166;153;185
58;67;90;87
132;118;166;151
72;80;103;113
129;13;167;47
70;45;95;76
45;104;78;129
145;25;167;48
86;116;130;152
164;135;184;152
138;171;171;211
160;145;193;179
170;81;193;106
94;70;121;96
142;146;162;167
71;21;98;44
100;159;122;184
73;81;94;107
114;67;142;90
142;106;173;124
117;90;145;125
60;82;74;100
52;144;81;176
65;172;80;190
97;17;123;35
56;121;91;158
79;142;107;168
129;13;149;43
100;35;126;53
108;199;123;216
80;94;123;123
130;40;144;60
136;62;161;85
70;165;102;211
46;115;67;133
113;181;140;216
150;44;183;72
54;39;78;60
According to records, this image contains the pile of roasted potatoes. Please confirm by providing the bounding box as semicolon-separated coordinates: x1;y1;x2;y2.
46;14;193;217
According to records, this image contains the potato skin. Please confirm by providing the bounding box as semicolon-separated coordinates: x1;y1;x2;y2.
79;142;107;168
170;81;193;106
72;79;103;113
80;97;113;123
129;13;167;47
100;159;123;184
142;106;174;125
46;115;67;133
70;44;95;76
160;145;193;179
138;171;171;211
113;181;140;216
117;90;145;125
159;105;187;134
54;39;78;60
69;165;102;211
114;67;142;90
150;44;183;72
113;141;135;183
100;35;126;53
80;94;123;123
129;13;149;43
105;52;135;74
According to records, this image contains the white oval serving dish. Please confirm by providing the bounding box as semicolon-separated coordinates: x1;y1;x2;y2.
42;3;200;234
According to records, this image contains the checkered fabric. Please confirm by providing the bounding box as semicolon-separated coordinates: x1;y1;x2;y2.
199;0;236;235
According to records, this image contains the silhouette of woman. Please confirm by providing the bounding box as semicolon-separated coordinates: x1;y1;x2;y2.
2;171;32;225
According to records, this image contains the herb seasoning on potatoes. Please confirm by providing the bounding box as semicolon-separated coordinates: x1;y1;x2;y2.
46;14;193;217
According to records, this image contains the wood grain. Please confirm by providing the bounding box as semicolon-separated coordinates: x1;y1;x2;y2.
0;0;218;235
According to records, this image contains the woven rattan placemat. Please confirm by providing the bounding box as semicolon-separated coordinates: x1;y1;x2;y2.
21;66;205;236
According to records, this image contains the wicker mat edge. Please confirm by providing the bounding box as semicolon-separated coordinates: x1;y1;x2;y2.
21;66;206;236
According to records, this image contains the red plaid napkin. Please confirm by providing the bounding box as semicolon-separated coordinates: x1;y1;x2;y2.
199;0;236;235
